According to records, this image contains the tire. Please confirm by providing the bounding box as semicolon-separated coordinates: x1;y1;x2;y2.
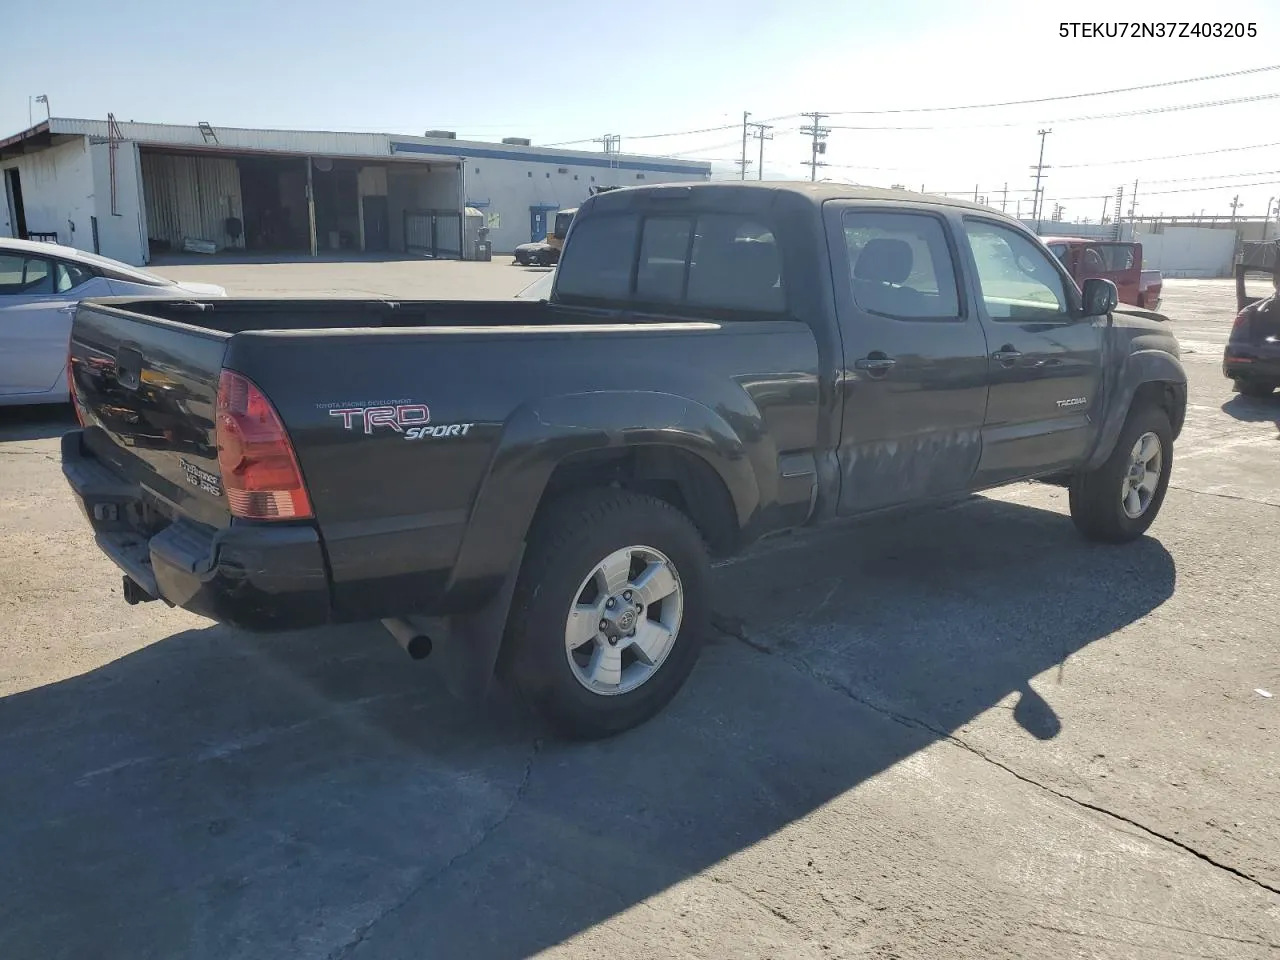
500;489;710;739
1069;403;1173;543
1237;378;1277;398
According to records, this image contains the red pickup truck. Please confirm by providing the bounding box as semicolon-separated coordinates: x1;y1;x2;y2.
1044;238;1163;312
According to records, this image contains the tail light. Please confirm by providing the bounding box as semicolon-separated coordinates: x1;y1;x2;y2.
1231;310;1251;341
215;370;312;520
67;355;85;427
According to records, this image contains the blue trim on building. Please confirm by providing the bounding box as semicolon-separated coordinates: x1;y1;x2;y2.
391;140;710;176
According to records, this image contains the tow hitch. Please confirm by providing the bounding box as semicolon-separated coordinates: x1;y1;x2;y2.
122;575;157;605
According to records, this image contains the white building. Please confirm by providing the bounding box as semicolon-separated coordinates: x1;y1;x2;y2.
0;118;710;265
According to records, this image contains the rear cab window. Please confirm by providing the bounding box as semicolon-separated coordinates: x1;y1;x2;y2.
555;210;784;316
1089;243;1136;272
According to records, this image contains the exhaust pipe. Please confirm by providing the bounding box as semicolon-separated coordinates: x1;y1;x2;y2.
381;618;434;660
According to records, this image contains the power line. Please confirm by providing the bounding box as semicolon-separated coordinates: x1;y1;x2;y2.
1052;177;1280;202
1056;140;1280;169
823;92;1280;131
821;64;1280;115
543;122;741;147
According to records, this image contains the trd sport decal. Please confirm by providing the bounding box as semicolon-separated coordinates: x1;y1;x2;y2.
323;402;474;440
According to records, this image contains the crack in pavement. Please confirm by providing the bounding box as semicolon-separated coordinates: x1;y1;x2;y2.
711;617;1280;905
328;736;543;959
1169;485;1280;510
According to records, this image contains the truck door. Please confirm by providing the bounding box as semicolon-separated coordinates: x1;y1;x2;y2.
959;218;1105;485
825;204;990;515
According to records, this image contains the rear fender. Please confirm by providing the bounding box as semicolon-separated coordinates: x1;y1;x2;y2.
444;390;764;606
1085;350;1187;470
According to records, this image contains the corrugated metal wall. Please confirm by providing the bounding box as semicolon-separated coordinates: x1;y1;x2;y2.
140;152;244;250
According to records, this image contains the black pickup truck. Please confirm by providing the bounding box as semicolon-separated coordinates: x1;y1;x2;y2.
63;182;1186;737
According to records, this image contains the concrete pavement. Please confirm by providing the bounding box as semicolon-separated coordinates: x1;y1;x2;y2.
0;271;1276;959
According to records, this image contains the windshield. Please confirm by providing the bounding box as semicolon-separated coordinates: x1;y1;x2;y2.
553;210;575;238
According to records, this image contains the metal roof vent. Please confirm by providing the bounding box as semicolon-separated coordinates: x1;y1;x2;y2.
502;137;532;146
424;130;457;139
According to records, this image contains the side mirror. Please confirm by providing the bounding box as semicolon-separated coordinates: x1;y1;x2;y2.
1082;277;1119;316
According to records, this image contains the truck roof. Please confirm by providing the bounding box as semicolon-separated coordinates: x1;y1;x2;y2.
587;180;1014;220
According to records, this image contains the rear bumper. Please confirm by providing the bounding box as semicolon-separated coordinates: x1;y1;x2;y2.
1224;344;1280;382
61;430;331;631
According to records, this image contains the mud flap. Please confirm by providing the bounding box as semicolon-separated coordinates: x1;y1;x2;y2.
419;543;526;702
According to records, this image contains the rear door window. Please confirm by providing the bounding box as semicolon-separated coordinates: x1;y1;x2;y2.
842;211;961;319
0;255;54;295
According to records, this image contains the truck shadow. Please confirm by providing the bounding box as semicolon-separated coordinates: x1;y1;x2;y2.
0;495;1175;960
1222;395;1280;436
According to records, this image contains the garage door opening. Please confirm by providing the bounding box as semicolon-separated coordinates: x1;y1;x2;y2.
238;157;309;253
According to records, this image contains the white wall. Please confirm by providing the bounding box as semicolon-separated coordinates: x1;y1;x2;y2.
1132;225;1238;279
89;141;147;265
0;137;98;251
464;159;706;253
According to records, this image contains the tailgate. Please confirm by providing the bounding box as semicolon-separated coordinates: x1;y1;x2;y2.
69;300;232;528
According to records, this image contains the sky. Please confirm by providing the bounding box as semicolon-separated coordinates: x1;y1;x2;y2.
4;0;1278;223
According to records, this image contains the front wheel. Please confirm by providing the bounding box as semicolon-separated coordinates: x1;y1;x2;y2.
1069;404;1173;543
501;490;710;739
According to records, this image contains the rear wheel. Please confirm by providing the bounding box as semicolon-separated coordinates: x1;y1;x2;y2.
1069;404;1173;543
501;490;710;739
1236;378;1277;398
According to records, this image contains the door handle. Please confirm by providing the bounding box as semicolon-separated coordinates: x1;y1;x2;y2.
992;347;1022;365
854;354;897;374
58;305;77;315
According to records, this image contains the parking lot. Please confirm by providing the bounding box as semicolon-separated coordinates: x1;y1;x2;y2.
1;263;1277;958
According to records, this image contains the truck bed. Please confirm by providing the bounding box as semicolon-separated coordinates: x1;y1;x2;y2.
66;295;821;628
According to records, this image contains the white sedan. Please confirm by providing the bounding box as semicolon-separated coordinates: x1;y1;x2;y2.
0;238;225;406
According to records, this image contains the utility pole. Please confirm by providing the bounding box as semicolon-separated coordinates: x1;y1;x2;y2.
800;113;829;182
738;111;752;181
1001;182;1008;213
748;120;773;181
1099;196;1109;225
1129;178;1139;229
1229;194;1242;222
1264;196;1275;240
1030;128;1052;234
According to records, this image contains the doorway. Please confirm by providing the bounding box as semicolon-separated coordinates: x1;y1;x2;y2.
5;169;28;240
530;207;549;242
362;195;389;252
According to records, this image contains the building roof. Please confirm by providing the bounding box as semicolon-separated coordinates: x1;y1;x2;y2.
0;117;711;175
